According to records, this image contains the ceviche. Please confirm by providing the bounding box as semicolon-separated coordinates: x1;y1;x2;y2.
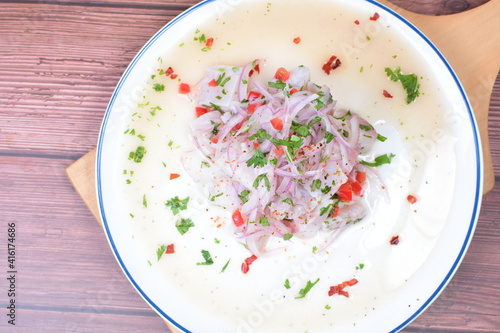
186;60;391;256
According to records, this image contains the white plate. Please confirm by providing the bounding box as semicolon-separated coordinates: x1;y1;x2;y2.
97;0;483;332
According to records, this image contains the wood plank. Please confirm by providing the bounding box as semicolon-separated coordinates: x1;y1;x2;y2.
0;3;181;156
0;156;163;312
7;308;168;333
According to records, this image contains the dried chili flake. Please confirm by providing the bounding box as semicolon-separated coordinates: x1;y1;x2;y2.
383;90;393;98
293;37;301;44
390;235;400;245
328;278;358;297
370;12;380;21
241;254;258;274
407;195;417;204
322;55;342;75
354;20;360;25
165;67;174;76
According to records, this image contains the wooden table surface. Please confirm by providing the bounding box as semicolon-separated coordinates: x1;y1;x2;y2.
1;0;499;332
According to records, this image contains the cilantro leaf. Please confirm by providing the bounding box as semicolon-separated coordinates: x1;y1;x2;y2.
176;218;194;235
268;80;287;90
152;83;165;92
197;250;214;265
253;173;271;191
385;67;420;104
360;153;395;167
238;190;250;203
324;131;335;143
246;149;267;168
156;245;166;261
128;146;146;163
295;278;320;299
284;279;291;289
220;259;231;273
165;196;190;215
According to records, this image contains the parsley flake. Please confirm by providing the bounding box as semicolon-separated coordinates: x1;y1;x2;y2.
295;278;320;299
165;196;190;215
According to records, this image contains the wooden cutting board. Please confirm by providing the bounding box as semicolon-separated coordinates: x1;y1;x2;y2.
66;1;499;332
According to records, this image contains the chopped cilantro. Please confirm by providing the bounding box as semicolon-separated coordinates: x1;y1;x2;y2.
156;245;166;261
291;121;311;136
197;250;214;265
284;279;291;289
249;128;271;141
324;131;335;143
268;80;287;90
282;197;294;206
209;193;223;202
359;124;374;131
253;173;270;191
128;146;146;163
238;189;250;203
295;278;320;299
165;196;190;215
360;153;395;167
175;218;194;235
377;134;388;142
310;179;322;191
152;83;165;92
259;216;269;226
220;259;231;273
284;233;293;241
356;263;365;270
385;67;420;104
246;149;267;168
142;194;147;208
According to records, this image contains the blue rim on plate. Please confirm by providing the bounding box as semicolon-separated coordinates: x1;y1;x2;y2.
96;1;483;332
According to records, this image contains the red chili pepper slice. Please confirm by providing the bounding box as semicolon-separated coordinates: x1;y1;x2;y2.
178;83;191;94
247;91;262;101
241;254;258;274
247;102;262;114
383;90;393;98
232;209;245;227
322;55;342;75
165;244;175;254
351;181;363;196
169;173;180;180
270;117;283;131
195;106;209;117
275;146;285;156
355;171;366;184
331;205;340;218
337;182;353;202
205;37;214;48
208;79;217;87
328;278;358;297
274;67;290;82
165;67;174;76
